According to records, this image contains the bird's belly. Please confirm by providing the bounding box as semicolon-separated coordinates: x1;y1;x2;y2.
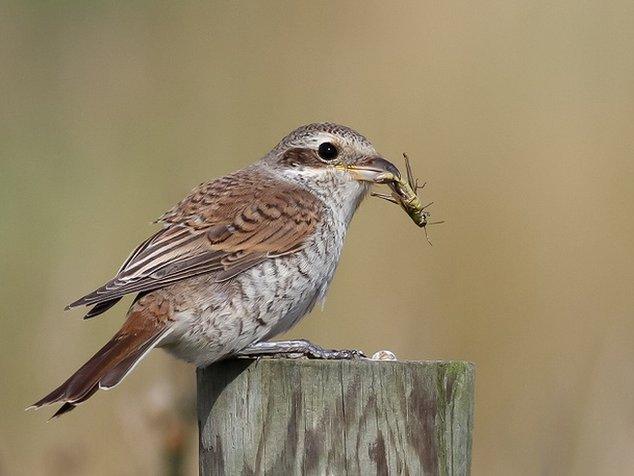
162;231;344;367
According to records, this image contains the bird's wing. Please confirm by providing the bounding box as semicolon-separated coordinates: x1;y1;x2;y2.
67;169;323;310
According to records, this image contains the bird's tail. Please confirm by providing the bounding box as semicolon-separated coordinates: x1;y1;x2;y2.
28;310;172;419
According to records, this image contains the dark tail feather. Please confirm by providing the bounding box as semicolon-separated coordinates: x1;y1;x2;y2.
52;403;76;419
28;324;171;418
50;385;99;419
99;337;162;389
83;298;122;319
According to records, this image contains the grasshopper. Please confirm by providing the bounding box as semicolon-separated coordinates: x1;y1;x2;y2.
372;153;443;245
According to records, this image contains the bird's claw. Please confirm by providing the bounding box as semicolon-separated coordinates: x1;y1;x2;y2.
308;348;366;360
235;339;366;360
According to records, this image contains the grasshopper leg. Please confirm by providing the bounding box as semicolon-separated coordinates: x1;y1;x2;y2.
415;179;426;192
402;153;417;190
371;192;400;204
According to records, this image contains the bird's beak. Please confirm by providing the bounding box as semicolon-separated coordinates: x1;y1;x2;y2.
346;156;402;183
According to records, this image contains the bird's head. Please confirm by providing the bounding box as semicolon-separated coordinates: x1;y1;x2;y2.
263;123;400;194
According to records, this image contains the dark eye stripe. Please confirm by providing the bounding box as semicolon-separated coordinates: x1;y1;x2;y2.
279;148;323;167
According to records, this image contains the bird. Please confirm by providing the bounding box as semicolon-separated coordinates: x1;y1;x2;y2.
29;122;401;418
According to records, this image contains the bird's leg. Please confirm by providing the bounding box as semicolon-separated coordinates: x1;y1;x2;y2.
235;339;366;360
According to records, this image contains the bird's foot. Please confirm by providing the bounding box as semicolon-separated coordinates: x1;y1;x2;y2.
235;339;366;360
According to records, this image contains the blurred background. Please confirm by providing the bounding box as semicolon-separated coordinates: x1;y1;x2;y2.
2;1;633;475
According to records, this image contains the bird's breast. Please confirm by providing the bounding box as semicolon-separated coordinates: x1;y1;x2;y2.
164;183;365;366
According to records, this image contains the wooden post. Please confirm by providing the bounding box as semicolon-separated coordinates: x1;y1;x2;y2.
197;359;474;475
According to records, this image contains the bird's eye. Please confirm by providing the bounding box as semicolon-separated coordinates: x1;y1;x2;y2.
318;142;338;161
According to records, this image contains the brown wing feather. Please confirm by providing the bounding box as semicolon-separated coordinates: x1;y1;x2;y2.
68;169;322;309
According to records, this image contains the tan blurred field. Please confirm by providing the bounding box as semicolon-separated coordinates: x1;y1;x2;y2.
2;1;633;475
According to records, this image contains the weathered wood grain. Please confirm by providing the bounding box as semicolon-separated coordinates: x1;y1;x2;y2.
198;359;474;475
